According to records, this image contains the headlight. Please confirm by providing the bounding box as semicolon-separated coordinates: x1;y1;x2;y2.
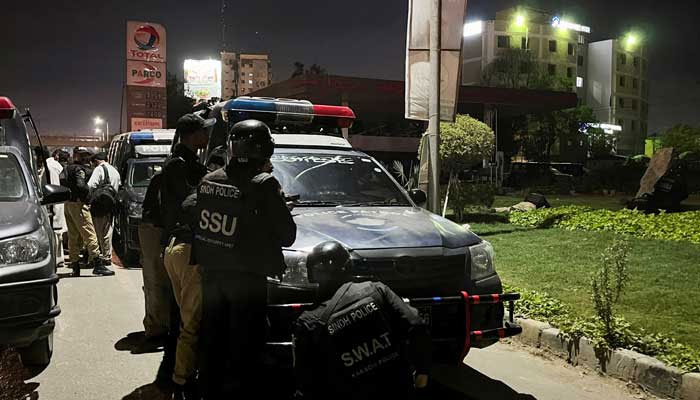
0;227;51;267
281;251;315;287
128;201;143;219
470;240;496;281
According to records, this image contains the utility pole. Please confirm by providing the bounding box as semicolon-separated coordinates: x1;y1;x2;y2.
221;0;227;52
427;0;442;213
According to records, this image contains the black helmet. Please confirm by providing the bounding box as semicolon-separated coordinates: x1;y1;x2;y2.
307;241;352;285
228;119;275;163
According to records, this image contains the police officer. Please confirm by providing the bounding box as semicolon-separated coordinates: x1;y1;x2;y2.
63;147;113;277
159;113;213;399
194;119;296;399
293;241;431;400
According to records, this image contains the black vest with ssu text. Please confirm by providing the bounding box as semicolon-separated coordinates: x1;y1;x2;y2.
193;168;285;276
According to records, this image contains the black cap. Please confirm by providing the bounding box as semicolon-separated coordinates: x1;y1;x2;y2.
91;152;108;161
176;113;216;137
73;146;93;155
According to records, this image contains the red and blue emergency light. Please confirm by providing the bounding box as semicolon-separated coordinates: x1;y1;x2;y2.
222;97;355;129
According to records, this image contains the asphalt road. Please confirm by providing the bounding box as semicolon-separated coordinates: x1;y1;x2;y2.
23;265;655;400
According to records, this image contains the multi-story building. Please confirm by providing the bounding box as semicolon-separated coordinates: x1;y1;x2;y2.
220;52;272;99
462;7;591;98
586;38;649;155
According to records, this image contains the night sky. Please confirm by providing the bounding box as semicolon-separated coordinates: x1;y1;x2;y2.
3;0;699;136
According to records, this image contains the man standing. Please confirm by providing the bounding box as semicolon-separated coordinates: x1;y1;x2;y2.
88;152;120;268
46;149;67;266
160;113;213;399
194;120;296;399
64;147;113;277
136;172;170;352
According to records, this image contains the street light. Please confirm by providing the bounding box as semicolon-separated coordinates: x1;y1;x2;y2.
94;116;109;143
513;13;529;50
625;33;639;48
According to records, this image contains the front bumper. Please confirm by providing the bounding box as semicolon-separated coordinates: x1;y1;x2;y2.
264;283;520;367
0;275;61;347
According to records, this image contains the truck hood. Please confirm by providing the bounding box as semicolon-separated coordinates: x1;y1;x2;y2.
290;207;480;251
0;201;42;239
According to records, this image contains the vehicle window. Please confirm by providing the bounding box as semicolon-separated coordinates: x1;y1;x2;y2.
129;162;163;187
271;152;411;206
0;153;27;201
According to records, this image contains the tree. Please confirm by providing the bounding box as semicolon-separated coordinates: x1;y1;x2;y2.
661;124;700;154
525;105;597;161
166;72;194;128
438;114;495;175
290;62;327;79
481;48;573;92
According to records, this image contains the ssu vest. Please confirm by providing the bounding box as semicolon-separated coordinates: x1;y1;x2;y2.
194;168;285;276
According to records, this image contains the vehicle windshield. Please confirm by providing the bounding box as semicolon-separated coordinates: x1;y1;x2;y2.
129;161;163;187
271;152;411;206
0;153;26;201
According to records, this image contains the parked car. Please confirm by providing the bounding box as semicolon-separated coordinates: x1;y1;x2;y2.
206;97;520;370
0;97;70;376
114;157;164;266
108;131;173;266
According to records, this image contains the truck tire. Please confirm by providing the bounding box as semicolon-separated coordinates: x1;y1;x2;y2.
18;333;53;378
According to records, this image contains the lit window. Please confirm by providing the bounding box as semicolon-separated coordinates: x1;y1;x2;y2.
576;77;584;87
578;34;585;45
248;80;253;84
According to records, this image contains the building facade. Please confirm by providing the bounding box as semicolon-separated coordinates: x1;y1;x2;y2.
586;39;649;155
221;52;272;99
462;7;590;99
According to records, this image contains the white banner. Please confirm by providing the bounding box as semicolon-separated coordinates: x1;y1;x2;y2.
126;21;167;62
405;0;467;122
184;59;222;100
126;60;167;87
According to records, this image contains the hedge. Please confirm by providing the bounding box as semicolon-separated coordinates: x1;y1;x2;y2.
509;206;700;244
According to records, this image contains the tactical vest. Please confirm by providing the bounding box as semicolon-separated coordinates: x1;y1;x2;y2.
193;169;283;275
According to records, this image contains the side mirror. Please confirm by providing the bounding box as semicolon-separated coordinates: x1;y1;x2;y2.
409;189;427;207
42;184;71;206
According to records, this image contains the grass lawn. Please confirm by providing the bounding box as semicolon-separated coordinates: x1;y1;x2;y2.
469;222;700;350
493;193;700;211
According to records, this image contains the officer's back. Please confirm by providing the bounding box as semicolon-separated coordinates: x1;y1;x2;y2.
292;241;431;400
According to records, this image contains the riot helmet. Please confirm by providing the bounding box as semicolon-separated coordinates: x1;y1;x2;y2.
227;119;275;164
307;241;352;298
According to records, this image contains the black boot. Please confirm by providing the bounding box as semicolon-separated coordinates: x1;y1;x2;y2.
92;259;115;276
70;262;80;277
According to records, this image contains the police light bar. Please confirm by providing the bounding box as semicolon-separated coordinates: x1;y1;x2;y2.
222;97;355;129
0;97;17;119
129;130;176;144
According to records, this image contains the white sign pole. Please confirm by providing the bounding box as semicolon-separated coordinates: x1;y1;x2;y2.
428;0;441;213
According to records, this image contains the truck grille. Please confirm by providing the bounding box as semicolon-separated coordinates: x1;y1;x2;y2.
351;254;466;297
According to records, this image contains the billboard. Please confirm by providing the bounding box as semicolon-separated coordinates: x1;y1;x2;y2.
126;21;167;62
405;0;466;122
126;20;167;131
184;59;222;100
126;60;166;87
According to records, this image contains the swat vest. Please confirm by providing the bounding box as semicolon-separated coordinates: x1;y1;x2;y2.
194;168;283;276
294;282;406;396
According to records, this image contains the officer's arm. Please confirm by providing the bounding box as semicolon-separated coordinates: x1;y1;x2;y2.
166;159;190;203
376;282;432;376
262;178;297;247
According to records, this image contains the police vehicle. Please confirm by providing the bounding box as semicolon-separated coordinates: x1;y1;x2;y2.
107;130;173;266
210;97;521;364
0;97;70;376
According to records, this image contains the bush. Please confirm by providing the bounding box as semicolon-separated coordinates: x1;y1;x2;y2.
445;181;496;222
508;206;700;244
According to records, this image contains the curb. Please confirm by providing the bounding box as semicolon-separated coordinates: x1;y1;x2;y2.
513;318;698;399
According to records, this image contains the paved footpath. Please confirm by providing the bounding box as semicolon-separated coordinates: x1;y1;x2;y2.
25;266;656;399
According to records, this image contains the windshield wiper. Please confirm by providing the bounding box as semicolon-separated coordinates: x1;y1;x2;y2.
295;200;344;207
341;200;410;207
